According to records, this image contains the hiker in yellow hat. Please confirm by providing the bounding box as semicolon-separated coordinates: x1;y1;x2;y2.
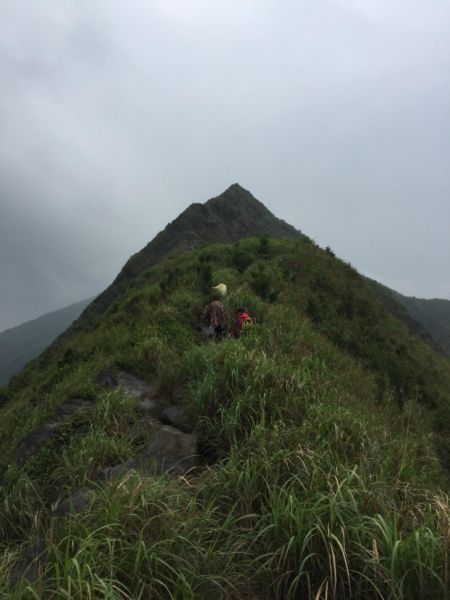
201;283;228;341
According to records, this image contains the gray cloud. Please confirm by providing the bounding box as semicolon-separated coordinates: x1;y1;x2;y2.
1;0;449;331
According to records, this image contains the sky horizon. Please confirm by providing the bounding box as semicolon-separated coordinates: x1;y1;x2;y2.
1;0;449;331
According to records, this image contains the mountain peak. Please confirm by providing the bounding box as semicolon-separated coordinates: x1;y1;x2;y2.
225;182;247;192
208;182;256;202
75;185;302;324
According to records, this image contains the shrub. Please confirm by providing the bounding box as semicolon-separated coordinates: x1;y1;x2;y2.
195;255;213;293
229;242;253;273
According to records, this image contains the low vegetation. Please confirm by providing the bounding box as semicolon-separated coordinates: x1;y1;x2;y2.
0;237;449;598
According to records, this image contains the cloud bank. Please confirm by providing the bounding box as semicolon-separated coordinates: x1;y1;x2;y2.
1;0;449;330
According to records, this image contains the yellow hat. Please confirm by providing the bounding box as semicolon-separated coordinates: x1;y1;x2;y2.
212;283;227;297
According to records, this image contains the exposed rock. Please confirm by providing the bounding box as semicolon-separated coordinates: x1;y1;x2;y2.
14;398;95;466
143;425;199;475
140;397;159;412
117;371;157;399
54;398;94;419
10;538;49;586
98;457;139;480
161;405;193;433
95;369;118;388
97;368;164;416
53;487;93;517
100;424;199;479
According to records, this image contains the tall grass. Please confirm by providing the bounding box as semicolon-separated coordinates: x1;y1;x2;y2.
0;237;449;597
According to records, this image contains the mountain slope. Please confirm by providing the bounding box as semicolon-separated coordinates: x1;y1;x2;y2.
0;298;93;385
74;183;302;328
390;293;450;355
369;279;450;356
366;277;448;355
0;190;449;598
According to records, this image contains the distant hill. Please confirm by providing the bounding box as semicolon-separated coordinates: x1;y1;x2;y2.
0;298;93;385
392;295;450;355
368;279;450;356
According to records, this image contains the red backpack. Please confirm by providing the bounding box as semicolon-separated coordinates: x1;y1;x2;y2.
232;312;253;337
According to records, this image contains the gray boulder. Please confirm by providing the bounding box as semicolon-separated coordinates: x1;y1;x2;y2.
100;424;199;479
161;405;193;433
53;487;93;517
144;425;199;475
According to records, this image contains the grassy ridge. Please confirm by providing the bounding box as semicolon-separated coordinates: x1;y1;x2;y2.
0;237;449;598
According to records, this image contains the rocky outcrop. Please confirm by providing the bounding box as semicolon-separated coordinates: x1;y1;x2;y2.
57;371;199;513
12;371;199;586
161;405;193;433
96;368;164;417
53;487;93;517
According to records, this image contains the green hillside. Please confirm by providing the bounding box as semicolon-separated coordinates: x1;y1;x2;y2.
369;280;450;356
74;183;302;329
402;297;450;355
0;298;93;386
1;233;449;598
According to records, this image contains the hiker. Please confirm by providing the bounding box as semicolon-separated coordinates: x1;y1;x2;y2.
231;307;253;339
201;284;229;342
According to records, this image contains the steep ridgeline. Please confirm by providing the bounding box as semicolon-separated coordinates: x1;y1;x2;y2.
73;183;302;329
0;298;93;386
1;188;450;598
368;279;450;356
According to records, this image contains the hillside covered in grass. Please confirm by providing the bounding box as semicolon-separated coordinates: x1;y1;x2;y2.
369;280;450;357
1;233;450;599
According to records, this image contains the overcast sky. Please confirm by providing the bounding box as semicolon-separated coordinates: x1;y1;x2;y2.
1;0;449;331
